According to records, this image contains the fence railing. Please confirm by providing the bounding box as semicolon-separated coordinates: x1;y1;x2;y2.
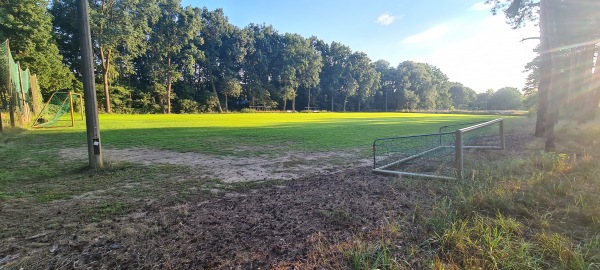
373;119;505;180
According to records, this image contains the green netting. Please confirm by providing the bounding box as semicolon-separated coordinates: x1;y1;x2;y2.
30;74;44;116
0;40;8;111
0;39;44;127
33;92;82;128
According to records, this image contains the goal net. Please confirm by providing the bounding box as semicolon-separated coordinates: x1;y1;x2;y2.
32;91;83;128
372;119;505;180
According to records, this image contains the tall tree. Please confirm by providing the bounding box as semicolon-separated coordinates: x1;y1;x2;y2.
242;24;282;108
318;42;353;111
374;59;396;112
488;0;600;150
89;0;158;113
147;0;202;114
348;52;379;112
448;83;477;108
200;8;249;112
279;33;322;111
487;87;524;110
1;0;74;97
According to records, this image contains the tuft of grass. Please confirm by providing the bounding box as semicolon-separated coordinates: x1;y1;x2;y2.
428;121;600;269
345;239;402;270
86;201;128;222
319;208;353;226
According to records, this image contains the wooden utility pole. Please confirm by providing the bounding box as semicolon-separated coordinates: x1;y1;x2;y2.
77;0;103;169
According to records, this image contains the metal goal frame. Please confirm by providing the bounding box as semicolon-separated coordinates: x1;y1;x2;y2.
372;118;505;180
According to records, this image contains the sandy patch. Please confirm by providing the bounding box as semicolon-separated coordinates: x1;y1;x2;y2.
59;147;371;182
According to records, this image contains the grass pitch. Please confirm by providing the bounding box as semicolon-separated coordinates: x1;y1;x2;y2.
25;112;498;155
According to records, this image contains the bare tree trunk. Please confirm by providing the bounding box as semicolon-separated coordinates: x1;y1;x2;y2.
211;80;223;113
283;99;287;111
307;89;310;111
567;45;595;116
343;95;348;112
535;52;550;137
543;0;559;152
385;91;388;112
331;96;334;112
225;95;228;112
166;56;172;114
582;46;600;121
100;47;112;113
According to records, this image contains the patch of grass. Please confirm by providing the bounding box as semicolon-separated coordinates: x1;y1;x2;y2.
86;201;128;222
34;190;72;203
428;117;600;269
345;239;402;270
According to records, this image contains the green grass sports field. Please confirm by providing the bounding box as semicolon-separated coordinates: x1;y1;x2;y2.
28;112;500;155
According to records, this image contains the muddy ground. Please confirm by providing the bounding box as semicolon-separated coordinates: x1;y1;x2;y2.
0;132;535;269
2;168;440;269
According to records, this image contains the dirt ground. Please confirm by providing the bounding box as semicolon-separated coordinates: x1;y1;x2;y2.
1;132;535;269
59;147;372;183
1;168;439;269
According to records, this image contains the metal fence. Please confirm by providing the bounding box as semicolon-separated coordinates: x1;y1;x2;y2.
373;119;505;180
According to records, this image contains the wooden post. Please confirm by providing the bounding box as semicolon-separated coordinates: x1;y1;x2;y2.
78;0;103;169
79;94;84;120
6;40;15;128
455;129;463;180
69;91;75;127
17;63;28;124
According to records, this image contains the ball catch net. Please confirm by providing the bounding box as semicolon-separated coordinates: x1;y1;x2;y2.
32;91;83;128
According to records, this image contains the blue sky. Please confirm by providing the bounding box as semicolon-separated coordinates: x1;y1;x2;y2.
182;0;539;92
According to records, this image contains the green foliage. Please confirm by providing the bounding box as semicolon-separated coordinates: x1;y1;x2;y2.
488;87;524;110
95;84;135;113
46;0;536;114
449;83;477;108
0;0;74;96
175;98;200;113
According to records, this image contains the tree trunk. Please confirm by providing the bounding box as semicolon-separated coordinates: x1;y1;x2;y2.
211;80;223;113
166;56;172;114
567;45;595;116
582;46;600;121
331;96;334;112
292;93;296;111
283;99;287;111
307;89;310;111
225;95;228;112
535;52;551;137
543;0;559;152
385;91;388;112
343;95;348;112
100;47;112;113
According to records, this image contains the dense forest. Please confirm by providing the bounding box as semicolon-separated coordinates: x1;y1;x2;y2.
2;0;527;113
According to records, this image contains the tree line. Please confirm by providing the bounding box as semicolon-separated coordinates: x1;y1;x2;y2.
1;0;526;114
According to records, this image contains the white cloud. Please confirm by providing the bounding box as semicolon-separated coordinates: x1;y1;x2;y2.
402;25;449;44
376;12;396;26
469;1;493;11
411;16;538;92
